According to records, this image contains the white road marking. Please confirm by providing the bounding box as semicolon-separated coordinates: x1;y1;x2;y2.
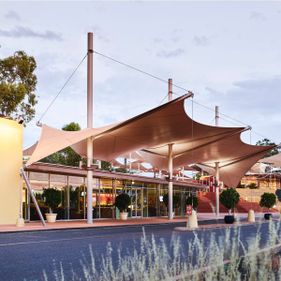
0;233;135;247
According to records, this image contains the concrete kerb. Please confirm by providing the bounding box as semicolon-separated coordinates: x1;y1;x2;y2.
174;218;279;232
0;218;228;234
1;214;279;234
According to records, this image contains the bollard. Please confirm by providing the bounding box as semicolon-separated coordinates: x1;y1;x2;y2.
188;210;198;229
247;209;255;223
16;217;25;227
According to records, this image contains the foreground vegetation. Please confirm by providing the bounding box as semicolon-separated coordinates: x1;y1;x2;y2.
40;220;281;281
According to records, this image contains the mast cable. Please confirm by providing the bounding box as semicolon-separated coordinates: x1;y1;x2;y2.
37;52;88;124
93;50;189;93
37;49;277;145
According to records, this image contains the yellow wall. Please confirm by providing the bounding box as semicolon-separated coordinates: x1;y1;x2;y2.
0;118;23;224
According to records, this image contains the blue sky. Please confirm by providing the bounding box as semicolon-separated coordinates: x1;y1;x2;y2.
1;1;281;148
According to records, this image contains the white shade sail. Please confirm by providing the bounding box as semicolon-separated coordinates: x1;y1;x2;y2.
26;94;274;187
260;153;281;167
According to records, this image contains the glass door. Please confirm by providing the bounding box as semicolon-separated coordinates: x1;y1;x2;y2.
131;188;142;217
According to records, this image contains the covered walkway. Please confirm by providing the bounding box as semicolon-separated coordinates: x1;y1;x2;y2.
24;94;275;224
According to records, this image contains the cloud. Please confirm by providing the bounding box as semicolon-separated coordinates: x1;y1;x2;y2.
171;28;182;43
204;76;281;143
153;37;163;44
249;11;266;21
206;76;281;115
233;76;281;92
0;26;62;41
156;48;185;58
193;35;209;47
5;11;21;21
90;25;110;43
205;87;224;97
153;29;182;45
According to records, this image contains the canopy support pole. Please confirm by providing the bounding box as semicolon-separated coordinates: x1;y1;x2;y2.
215;162;220;218
168;78;174;220
20;168;46;226
87;32;93;224
215;105;219;126
215;105;220;219
168;143;174;220
168;78;173;101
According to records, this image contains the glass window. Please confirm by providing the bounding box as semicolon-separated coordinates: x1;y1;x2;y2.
147;187;157;217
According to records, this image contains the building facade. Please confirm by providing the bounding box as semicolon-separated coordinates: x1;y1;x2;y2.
23;162;208;221
237;173;281;208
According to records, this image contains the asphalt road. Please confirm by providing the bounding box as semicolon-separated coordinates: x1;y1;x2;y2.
0;220;280;281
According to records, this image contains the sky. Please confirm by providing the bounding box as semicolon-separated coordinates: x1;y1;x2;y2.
1;1;281;148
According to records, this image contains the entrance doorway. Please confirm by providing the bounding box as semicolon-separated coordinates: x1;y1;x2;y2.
131;188;142;217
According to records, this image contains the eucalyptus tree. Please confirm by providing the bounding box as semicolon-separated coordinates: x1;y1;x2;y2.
0;51;37;123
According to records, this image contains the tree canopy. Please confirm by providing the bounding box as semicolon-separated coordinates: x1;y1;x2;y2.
256;138;279;157
259;192;276;209
219;188;240;212
101;160;111;171
62;122;81;131
115;193;131;212
42;187;61;213
0;51;37;123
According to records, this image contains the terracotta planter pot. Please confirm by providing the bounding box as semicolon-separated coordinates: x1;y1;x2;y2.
120;212;128;220
46;213;57;223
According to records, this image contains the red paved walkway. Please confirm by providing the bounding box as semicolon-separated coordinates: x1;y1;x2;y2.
0;217;186;233
0;212;278;233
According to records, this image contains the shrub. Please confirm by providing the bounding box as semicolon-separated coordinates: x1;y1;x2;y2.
186;195;198;210
42;188;61;213
43;221;281;280
260;193;276;210
247;183;258;189
219;188;240;214
115;193;131;212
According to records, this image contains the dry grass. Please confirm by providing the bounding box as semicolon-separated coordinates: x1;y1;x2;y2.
42;220;281;281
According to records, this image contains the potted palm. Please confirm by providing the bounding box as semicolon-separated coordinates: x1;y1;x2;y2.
219;188;240;224
42;188;61;223
115;193;131;220
260;192;276;220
